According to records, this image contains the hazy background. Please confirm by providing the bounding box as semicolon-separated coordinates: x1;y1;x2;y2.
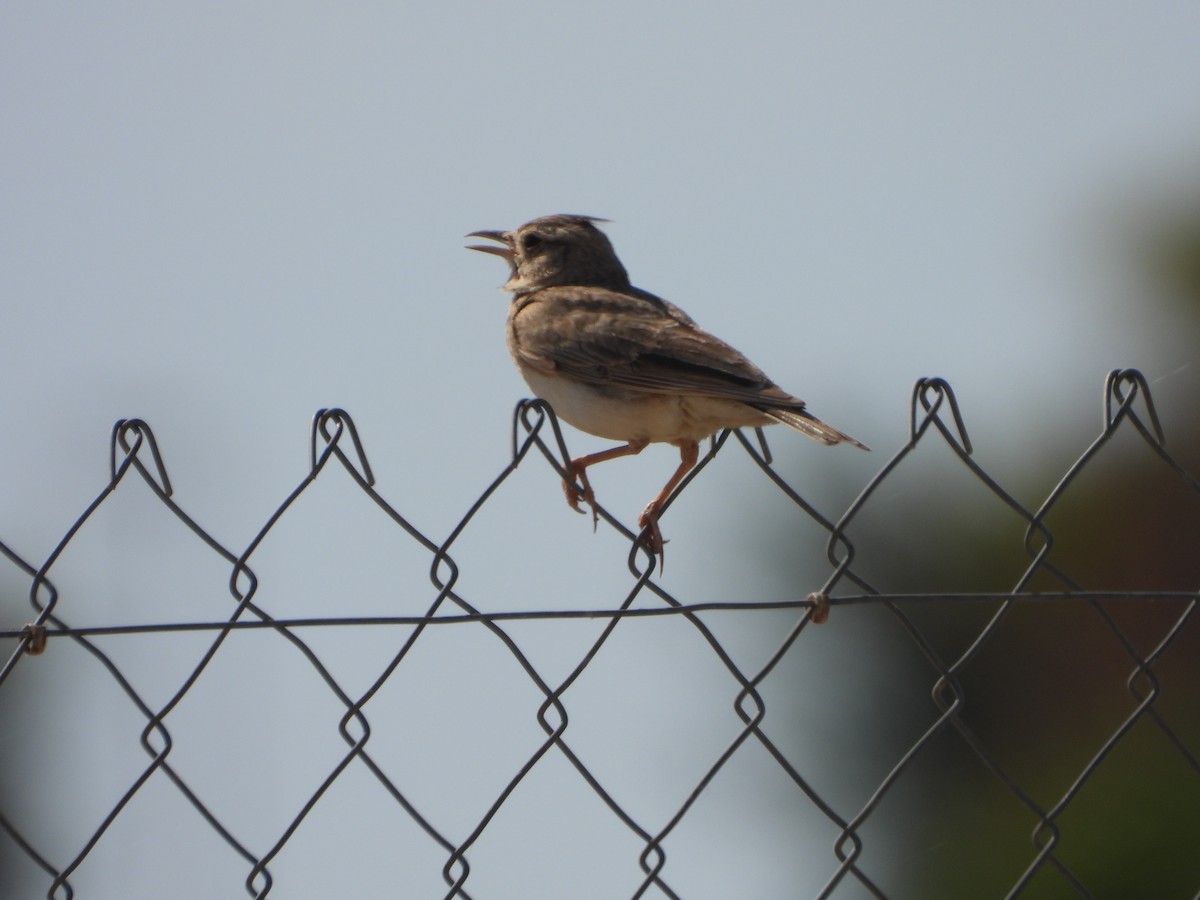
3;3;1199;898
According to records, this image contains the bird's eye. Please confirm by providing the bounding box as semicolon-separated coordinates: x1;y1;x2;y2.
521;233;543;251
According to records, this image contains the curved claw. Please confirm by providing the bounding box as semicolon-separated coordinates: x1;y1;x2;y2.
562;465;599;530
637;503;667;570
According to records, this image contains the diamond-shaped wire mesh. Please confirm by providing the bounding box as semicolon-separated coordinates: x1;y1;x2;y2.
2;369;1198;899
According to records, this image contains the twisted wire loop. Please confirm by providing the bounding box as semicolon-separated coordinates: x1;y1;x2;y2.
1;370;1197;898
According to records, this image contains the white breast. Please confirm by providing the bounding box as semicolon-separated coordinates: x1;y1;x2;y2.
519;367;771;445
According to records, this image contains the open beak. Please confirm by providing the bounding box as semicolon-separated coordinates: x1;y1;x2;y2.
465;229;515;263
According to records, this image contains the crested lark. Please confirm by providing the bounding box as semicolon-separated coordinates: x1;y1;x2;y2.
468;214;867;561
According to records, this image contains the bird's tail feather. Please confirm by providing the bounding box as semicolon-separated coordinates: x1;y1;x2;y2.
764;408;870;451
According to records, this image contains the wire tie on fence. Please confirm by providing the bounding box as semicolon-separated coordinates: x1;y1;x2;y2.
911;377;973;454
512;398;547;459
807;592;830;625
111;419;174;496
311;408;375;485
1105;368;1166;445
21;623;47;655
515;399;583;496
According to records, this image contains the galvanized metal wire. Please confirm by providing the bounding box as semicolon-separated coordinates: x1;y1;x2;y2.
1;369;1197;899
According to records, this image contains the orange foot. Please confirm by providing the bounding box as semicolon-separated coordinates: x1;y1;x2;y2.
637;502;667;569
562;464;598;530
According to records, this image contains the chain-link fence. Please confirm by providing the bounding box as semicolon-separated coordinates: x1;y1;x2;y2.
2;369;1198;899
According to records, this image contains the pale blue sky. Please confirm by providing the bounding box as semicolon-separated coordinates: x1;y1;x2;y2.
3;3;1198;897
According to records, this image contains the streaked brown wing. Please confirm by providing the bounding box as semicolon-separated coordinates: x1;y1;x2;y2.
512;286;808;412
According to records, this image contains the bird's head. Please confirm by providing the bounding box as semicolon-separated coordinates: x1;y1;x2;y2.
466;214;630;294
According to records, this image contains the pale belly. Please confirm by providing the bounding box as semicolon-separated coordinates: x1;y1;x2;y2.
520;367;772;445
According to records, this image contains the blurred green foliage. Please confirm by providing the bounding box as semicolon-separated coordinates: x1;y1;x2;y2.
804;191;1200;897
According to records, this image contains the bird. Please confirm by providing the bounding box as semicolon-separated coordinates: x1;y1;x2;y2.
467;214;867;562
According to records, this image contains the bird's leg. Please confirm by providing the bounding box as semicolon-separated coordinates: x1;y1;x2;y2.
637;440;700;558
563;439;649;529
